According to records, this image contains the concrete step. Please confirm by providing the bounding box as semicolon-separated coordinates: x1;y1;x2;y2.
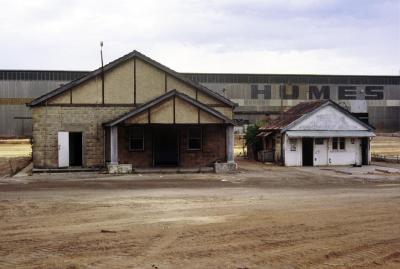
32;167;101;173
134;167;214;174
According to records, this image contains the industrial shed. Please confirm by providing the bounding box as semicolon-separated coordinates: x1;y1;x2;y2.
28;50;237;172
1;70;399;138
259;100;375;166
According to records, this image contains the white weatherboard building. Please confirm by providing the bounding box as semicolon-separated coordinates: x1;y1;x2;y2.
259;100;375;166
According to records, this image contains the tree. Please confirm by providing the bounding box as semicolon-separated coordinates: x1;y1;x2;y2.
244;123;261;147
244;121;265;159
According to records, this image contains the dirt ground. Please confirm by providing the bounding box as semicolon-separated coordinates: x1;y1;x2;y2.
1;159;400;269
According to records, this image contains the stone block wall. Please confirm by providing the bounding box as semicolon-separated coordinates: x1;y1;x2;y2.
32;106;131;168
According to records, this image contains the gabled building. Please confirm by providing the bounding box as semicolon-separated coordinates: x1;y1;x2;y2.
259;100;375;166
28;50;237;172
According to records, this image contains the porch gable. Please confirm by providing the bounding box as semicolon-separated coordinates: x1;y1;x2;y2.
104;90;233;126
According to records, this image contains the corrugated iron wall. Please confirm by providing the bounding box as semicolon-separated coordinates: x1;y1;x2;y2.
182;73;400;132
0;70;399;137
0;71;87;137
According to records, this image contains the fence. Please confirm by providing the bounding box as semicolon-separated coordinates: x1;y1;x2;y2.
371;154;400;164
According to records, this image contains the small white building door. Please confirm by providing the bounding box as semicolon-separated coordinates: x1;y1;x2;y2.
314;138;328;166
58;132;69;168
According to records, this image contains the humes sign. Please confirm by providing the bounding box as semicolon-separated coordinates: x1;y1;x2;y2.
250;85;384;100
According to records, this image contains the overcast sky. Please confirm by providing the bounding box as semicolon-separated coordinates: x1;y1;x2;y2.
0;0;399;75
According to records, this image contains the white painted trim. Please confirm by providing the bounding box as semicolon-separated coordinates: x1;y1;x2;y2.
110;126;118;165
226;125;234;162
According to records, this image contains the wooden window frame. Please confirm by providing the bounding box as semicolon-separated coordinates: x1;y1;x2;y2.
128;127;144;151
339;137;345;150
332;137;345;151
187;127;202;151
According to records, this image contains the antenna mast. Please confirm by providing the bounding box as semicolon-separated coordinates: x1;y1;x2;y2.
100;41;104;104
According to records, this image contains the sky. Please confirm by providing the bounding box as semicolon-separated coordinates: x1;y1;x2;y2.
0;0;399;75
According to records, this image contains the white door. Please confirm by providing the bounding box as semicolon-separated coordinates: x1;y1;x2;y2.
58;132;69;167
314;138;328;166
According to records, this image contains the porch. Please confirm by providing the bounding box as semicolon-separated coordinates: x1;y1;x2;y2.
106;124;234;169
102;90;236;173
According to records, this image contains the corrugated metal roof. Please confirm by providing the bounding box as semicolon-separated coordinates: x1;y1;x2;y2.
261;100;328;130
256;131;272;137
182;73;400;85
286;130;375;137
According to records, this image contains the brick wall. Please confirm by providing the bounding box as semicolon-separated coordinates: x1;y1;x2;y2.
32;106;131;168
118;125;227;168
179;125;226;167
118;126;153;167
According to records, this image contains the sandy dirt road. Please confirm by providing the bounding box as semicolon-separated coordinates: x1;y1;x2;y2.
1;161;400;269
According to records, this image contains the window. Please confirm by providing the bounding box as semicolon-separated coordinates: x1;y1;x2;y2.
129;127;144;151
251;85;258;99
339;138;345;150
332;137;345;150
263;85;272;99
188;127;201;150
289;138;297;151
315;138;324;145
332;137;338;150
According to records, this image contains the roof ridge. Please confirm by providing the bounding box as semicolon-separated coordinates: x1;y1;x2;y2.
28;50;236;107
261;99;374;131
261;99;330;130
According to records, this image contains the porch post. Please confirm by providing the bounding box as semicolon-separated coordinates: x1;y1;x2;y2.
110;126;118;164
226;125;234;163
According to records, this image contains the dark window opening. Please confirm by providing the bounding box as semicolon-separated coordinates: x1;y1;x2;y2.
188;127;202;150
332;137;338;150
332;137;345;150
264;85;272;99
129;127;144;151
251;85;258;99
339;138;345;150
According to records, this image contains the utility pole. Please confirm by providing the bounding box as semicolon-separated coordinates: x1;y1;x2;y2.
100;41;104;104
280;84;284;118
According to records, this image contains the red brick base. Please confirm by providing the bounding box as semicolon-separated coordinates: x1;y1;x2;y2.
117;124;226;168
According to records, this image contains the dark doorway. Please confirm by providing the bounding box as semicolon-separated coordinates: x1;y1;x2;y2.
302;138;314;166
153;127;179;166
69;132;82;166
361;137;369;165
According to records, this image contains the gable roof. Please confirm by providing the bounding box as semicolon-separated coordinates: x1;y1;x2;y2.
28;50;236;107
261;100;328;130
260;99;374;132
103;89;234;127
